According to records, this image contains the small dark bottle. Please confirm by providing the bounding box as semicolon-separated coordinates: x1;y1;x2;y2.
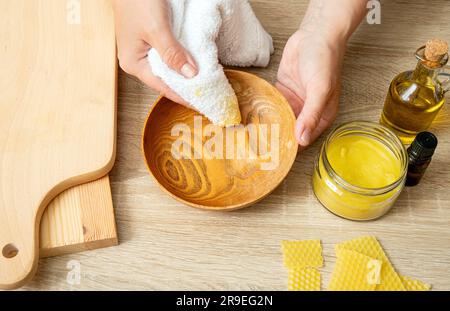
406;132;438;187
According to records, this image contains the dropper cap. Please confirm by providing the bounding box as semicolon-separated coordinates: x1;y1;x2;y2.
408;132;438;160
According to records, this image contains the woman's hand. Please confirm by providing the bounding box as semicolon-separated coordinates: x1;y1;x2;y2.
112;0;198;104
276;30;345;147
276;0;366;147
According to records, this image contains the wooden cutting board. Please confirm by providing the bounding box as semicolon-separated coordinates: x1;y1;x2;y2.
40;176;118;258
0;0;116;289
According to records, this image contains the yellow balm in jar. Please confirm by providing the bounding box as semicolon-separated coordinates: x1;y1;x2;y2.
313;122;408;221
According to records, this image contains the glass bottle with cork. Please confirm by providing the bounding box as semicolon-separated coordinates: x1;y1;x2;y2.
380;39;450;144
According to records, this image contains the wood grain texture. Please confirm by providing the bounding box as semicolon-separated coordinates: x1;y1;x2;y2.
21;0;450;290
40;176;118;258
0;0;116;289
143;70;297;210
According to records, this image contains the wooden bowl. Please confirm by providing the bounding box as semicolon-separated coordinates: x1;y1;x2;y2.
142;70;298;210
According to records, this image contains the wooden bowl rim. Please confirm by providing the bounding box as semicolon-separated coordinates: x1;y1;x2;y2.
141;69;298;211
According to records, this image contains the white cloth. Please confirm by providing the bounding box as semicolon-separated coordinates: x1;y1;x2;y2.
148;0;274;126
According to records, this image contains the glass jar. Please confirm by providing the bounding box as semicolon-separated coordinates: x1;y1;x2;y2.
312;121;408;221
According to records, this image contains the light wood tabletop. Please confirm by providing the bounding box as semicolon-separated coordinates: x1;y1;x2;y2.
23;0;450;290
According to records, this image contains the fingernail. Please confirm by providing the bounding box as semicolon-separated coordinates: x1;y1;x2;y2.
300;128;311;146
181;63;197;78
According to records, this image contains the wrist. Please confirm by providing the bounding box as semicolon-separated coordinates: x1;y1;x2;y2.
300;0;366;46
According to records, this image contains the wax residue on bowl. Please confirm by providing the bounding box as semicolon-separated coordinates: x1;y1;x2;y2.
326;135;402;189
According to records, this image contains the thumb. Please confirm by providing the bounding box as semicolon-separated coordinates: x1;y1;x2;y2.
149;27;198;79
295;82;331;146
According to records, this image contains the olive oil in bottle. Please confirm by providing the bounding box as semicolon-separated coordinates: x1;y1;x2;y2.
380;39;450;144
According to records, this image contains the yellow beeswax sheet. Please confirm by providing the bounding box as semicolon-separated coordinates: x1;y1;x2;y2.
328;249;381;291
335;236;406;291
288;268;321;291
281;240;323;269
401;275;431;291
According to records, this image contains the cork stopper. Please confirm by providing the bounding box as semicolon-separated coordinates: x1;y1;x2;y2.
424;38;448;62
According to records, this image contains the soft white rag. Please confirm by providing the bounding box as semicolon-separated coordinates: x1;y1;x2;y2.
148;0;274;126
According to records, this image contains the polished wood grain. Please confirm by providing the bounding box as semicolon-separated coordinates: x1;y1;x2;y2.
40;176;118;258
0;0;116;289
143;70;297;210
21;0;450;290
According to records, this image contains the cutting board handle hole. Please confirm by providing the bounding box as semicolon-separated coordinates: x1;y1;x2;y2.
2;244;19;259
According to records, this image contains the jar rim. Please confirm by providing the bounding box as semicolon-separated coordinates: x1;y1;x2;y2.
322;121;408;196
